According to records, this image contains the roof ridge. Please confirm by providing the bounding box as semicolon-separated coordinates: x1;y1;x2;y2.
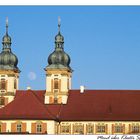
56;104;63;121
29;90;44;103
29;90;58;120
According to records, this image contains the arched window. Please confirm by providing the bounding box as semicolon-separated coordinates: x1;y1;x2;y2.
73;123;84;134
54;78;59;89
0;79;6;90
86;124;94;134
17;124;22;133
114;124;123;133
132;124;140;133
61;124;70;134
96;123;106;133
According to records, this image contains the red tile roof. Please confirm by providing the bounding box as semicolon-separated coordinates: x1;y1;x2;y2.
1;89;140;121
0;90;56;120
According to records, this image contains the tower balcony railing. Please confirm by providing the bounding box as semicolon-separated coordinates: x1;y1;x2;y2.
0;91;15;96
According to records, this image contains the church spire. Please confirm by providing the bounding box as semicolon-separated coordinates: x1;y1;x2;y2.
55;17;64;49
6;17;8;35
2;17;11;49
58;16;61;34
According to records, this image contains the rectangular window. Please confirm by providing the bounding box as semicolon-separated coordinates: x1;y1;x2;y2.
61;125;70;134
17;124;22;133
87;124;94;134
114;125;123;133
96;125;106;133
132;125;140;133
73;124;84;134
36;124;42;133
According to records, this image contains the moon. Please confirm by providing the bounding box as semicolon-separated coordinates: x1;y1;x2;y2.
28;72;37;81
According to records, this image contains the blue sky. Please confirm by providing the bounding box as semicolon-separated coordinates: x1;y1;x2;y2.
0;6;140;90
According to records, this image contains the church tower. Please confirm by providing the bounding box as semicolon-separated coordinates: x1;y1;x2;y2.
45;18;72;104
0;18;20;107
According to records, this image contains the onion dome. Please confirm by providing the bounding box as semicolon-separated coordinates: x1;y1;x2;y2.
46;17;72;72
48;48;71;67
0;18;20;72
55;31;64;44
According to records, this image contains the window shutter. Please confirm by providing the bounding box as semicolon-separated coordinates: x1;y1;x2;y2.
31;123;36;134
49;97;54;103
123;124;125;134
95;124;97;134
129;124;131;134
106;124;108;134
11;123;16;132
112;124;114;134
22;123;26;133
42;123;47;133
2;123;6;132
58;97;62;103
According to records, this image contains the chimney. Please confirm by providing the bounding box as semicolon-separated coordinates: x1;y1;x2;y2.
80;86;85;93
27;86;31;90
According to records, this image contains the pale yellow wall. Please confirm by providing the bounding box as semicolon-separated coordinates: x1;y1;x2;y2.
61;76;68;92
69;77;72;89
45;69;72;104
0;73;19;105
46;76;51;92
58;121;140;135
7;76;15;93
44;96;49;104
46;74;70;93
0;73;19;94
4;95;14;103
16;77;19;90
61;95;68;104
0;120;140;134
0;120;56;134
